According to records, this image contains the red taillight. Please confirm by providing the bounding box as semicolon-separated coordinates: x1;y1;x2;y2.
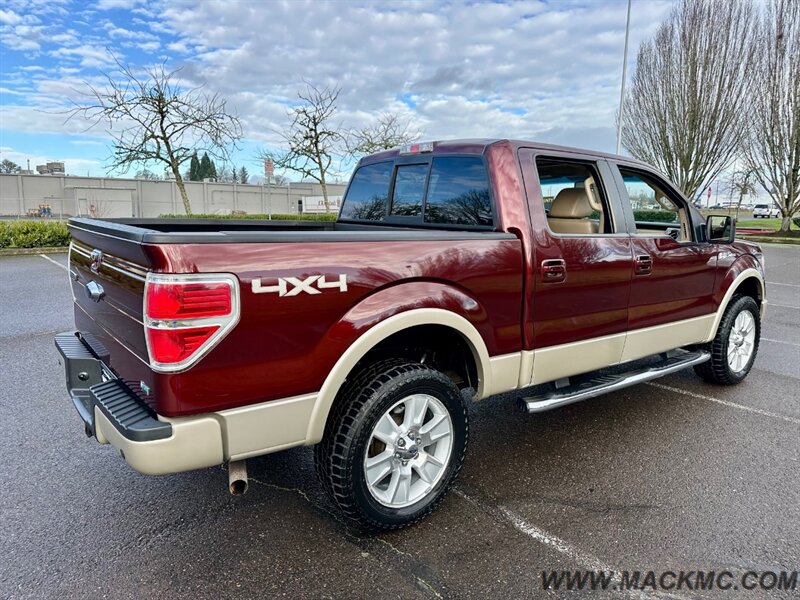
144;274;239;372
146;282;232;320
146;326;221;364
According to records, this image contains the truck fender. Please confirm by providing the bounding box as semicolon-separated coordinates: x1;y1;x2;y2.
703;266;765;343
305;291;493;445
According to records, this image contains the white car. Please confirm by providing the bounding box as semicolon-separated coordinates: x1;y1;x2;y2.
753;204;780;218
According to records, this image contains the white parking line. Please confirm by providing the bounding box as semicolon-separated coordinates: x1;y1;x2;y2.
769;302;800;310
454;488;691;600
645;382;800;425
767;281;800;288
39;254;68;272
763;337;800;348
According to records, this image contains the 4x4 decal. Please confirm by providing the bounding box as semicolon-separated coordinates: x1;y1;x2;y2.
251;274;348;297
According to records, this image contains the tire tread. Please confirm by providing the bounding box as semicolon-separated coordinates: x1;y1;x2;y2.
315;362;468;531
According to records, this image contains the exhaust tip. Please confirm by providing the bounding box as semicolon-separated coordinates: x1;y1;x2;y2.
228;459;248;495
229;478;248;495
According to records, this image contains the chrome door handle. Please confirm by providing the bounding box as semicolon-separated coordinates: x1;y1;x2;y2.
541;259;566;283
635;255;652;275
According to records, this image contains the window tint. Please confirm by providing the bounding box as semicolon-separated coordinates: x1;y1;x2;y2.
339;162;391;221
535;158;612;235
424;156;492;226
391;164;427;217
618;168;686;239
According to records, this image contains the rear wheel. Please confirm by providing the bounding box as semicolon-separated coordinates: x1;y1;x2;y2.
315;362;468;530
694;295;760;385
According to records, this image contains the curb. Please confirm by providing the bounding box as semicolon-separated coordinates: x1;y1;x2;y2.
737;235;799;245
0;246;69;256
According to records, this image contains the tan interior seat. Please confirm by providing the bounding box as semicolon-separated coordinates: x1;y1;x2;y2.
547;188;598;234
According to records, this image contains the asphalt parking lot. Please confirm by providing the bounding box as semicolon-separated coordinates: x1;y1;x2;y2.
1;244;798;599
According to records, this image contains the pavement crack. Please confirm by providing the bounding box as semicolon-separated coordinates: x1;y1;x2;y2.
248;475;314;505
248;473;449;599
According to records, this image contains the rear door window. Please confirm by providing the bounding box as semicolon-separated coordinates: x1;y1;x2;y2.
339;162;392;221
424;156;492;226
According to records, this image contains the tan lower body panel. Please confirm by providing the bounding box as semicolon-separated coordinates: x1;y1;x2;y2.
94;407;224;475
216;393;317;461
527;313;715;388
621;314;714;362
531;332;626;386
95;310;727;475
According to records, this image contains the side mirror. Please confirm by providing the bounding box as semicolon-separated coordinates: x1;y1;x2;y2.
706;215;735;243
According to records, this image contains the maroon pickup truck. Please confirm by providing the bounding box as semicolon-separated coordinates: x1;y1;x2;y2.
56;139;766;529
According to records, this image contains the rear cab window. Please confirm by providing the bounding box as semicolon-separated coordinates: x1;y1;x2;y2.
339;155;494;228
338;162;392;221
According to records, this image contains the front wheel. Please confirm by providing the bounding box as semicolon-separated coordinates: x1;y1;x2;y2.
315;362;468;530
694;295;760;385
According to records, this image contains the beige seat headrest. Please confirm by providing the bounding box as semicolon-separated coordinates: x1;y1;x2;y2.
550;188;593;219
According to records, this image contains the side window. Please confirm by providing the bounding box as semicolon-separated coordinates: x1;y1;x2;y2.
424;156;492;226
339;162;392;221
535;158;614;235
618;167;689;241
390;164;427;217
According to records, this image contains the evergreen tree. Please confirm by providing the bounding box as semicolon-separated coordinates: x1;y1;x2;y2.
199;152;216;180
239;166;249;184
189;152;200;181
231;165;239;183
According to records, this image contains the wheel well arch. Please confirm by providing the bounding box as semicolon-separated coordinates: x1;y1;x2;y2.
356;324;479;390
733;276;763;307
705;268;765;342
305;309;491;444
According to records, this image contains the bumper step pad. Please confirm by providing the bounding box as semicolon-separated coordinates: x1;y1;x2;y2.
91;379;172;442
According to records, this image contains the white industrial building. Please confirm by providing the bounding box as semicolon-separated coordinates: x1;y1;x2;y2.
0;174;346;219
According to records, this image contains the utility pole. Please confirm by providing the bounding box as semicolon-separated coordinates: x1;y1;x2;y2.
616;0;632;155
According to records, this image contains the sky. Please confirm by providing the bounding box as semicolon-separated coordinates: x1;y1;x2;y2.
0;0;674;180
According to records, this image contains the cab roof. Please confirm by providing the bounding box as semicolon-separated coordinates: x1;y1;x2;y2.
359;138;651;170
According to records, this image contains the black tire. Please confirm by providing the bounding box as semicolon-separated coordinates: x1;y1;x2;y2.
694;295;760;385
314;358;405;494
314;362;468;530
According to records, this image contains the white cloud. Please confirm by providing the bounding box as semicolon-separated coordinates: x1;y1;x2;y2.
0;9;23;25
153;0;672;152
0;146;103;175
0;0;676;173
96;0;141;10
167;40;190;54
136;40;160;53
0;24;46;51
50;44;117;68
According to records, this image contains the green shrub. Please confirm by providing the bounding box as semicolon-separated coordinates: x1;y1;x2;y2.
793;216;799;230
158;213;338;221
632;209;680;223
0;220;71;248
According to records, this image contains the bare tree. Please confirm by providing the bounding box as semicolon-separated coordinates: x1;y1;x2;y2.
0;159;21;174
135;168;160;180
742;0;800;232
621;0;757;198
727;168;759;218
66;57;242;214
345;112;420;158
260;82;342;212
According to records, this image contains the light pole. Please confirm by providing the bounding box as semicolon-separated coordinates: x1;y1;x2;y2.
616;0;632;155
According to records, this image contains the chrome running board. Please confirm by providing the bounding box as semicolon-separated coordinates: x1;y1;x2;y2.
521;349;710;413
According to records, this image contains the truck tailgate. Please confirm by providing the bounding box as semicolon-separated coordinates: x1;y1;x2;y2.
68;222;156;407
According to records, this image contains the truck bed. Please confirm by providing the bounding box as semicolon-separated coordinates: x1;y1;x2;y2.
71;217;507;244
67;216;522;417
